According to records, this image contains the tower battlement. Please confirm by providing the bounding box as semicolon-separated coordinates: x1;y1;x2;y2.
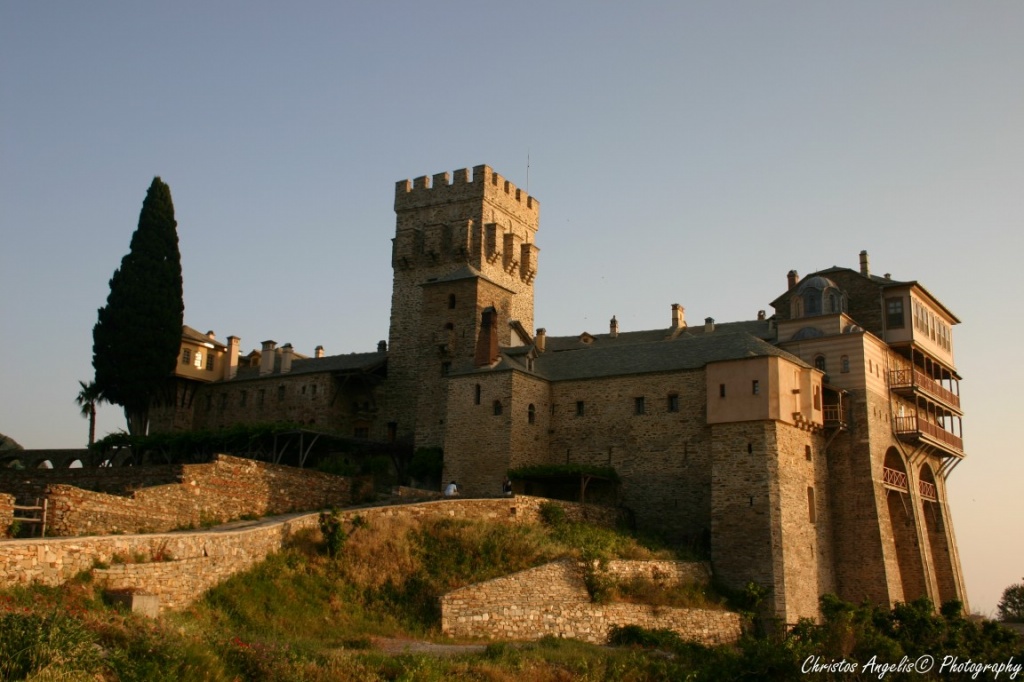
394;164;540;220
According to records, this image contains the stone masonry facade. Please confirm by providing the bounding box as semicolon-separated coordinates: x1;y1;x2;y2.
441;559;741;645
140;165;969;624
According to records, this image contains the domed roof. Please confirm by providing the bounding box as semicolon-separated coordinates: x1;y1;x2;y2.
795;275;839;293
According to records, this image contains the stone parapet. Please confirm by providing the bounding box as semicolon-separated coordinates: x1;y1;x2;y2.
441;559;740;645
0;494;13;537
39;454;371;537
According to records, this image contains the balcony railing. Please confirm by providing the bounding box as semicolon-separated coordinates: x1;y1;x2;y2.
822;404;844;426
894;415;964;453
882;466;908;490
919;480;937;501
889;368;960;410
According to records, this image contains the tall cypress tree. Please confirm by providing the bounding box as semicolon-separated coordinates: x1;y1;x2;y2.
92;177;184;437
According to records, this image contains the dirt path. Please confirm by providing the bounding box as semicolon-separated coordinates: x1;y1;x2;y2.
370;636;488;656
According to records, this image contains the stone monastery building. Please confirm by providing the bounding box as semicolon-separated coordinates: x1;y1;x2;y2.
152;164;968;623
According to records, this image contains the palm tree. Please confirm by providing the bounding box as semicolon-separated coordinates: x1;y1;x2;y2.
75;380;103;447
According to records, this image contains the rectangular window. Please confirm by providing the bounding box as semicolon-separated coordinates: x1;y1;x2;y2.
441;362;451;376
576;401;585;417
194;351;203;369
182;348;191;365
206;355;215;371
719;384;726;398
240;390;247;407
634;397;645;415
311;384;317;396
807;487;816;524
258;389;265;406
667;394;679;412
805;444;812;461
752;380;760;395
277;386;285;402
886;298;905;328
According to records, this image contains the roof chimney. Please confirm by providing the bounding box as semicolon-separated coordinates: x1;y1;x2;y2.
535;328;546;353
377;340;387;352
280;343;294;373
609;316;619;338
859;250;870;276
226;336;240;380
671;303;686;329
474;307;500;367
206;330;216;340
787;270;799;290
757;310;766;321
260;340;276;375
705;317;715;333
315;345;324;359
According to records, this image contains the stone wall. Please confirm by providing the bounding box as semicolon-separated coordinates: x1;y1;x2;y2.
0;496;611;611
0;493;13;536
41;455;372;536
0;465;182;503
441;559;741;645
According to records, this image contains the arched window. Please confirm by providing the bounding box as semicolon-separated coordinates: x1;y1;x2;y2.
527;404;536;424
804;290;821;315
493;400;503;416
448;294;456;309
841;355;850;373
814;355;826;373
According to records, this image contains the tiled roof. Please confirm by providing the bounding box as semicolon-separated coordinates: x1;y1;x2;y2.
182;325;227;349
229;351;387;382
494;330;808;382
543;319;775;353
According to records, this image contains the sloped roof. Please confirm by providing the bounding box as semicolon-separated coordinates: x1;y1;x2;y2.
182;325;227;349
543;318;775;353
516;331;807;382
230;351;387;382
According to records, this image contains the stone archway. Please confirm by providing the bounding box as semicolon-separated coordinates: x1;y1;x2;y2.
883;447;927;601
919;462;958;605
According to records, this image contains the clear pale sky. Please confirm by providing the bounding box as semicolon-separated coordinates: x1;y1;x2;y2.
1;2;1021;615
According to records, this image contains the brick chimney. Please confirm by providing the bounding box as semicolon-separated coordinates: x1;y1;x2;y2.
226;336;240;380
314;345;324;359
859;250;870;276
260;341;276;375
609;316;619;338
281;343;294;373
671;304;685;330
535;328;546;353
475;308;499;367
704;317;715;333
787;270;799;290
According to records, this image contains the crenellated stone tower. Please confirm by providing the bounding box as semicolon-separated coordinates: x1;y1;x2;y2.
385;165;540;449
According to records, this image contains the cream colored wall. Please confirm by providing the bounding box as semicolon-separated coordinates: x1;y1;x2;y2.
706;357;821;427
174;341;225;382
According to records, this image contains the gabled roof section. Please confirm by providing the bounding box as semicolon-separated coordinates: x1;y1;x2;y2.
182;325;227;349
543;318;776;353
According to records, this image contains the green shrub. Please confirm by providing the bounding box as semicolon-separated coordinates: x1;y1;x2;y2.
318;510;347;558
538;501;567;527
607;624;683;649
0;611;101;680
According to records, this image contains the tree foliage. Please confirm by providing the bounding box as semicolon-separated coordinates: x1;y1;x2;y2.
0;433;22;451
999;578;1024;623
92;178;183;437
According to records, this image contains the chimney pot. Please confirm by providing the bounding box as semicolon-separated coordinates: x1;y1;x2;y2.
535;328;546;353
281;343;294;374
787;270;799;290
226;336;240;380
705;317;715;333
609;316;619;338
315;345;324;359
259;341;277;375
859;250;870;276
757;310;766;321
377;340;387;352
671;303;686;329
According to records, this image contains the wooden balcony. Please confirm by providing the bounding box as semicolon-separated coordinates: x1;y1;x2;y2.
894;415;964;456
919;479;937;501
823;404;846;429
889;368;961;411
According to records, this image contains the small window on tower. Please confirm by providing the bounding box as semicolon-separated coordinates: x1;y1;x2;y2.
667;394;679;412
576;401;585;417
493;400;503;416
474;384;481;405
634;397;645;415
448;294;456;309
752;380;760;395
719;384;726;398
528;404;536;424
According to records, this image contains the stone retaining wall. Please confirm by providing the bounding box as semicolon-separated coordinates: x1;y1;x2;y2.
442;559;741;645
42;455;373;536
0;496;612;611
0;465;182;502
0;494;13;536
